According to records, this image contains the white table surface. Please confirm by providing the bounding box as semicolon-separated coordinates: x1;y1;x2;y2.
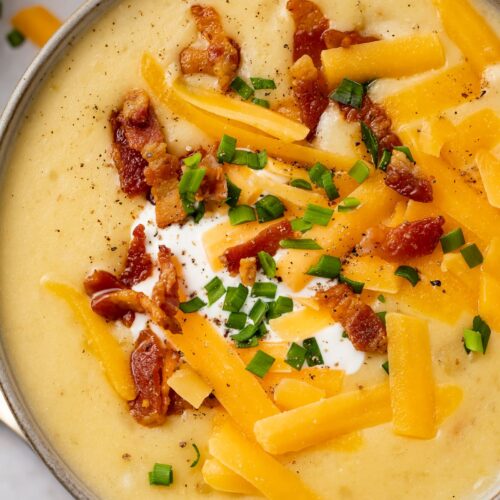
1;2;84;498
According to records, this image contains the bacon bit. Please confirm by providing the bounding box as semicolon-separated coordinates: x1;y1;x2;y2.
317;284;387;353
361;217;445;261
221;220;294;275
110;89;164;196
274;96;303;123
239;257;257;286
152;246;180;319
180;5;240;91
129;329;172;426
83;270;125;296
120;224;153;287
143;143;186;228
198;152;228;204
167;391;194;415
291;55;329;136
322;28;378;49
385;150;434;202
287;0;329;67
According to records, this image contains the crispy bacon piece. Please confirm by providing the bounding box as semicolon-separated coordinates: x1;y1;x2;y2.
287;0;329;67
221;220;294;275
361;217;445;261
322;28;378;49
291;55;330;136
198;152;228;204
180;5;241;91
385;150;433;203
120;224;153;287
239;257;257;286
129;329;179;426
83;270;125;296
110;89;164;196
152;246;180;318
317;284;387;353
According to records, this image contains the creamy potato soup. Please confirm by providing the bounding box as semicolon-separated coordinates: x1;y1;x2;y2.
1;0;499;498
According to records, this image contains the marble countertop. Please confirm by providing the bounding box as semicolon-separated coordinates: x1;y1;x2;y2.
1;1;83;497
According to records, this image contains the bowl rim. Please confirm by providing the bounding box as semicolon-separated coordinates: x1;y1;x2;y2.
0;1;117;498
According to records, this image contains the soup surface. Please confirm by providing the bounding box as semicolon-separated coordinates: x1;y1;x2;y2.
0;0;499;498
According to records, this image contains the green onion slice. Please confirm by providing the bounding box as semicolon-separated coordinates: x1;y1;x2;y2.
440;228;465;253
267;296;294;319
231;324;259;343
308;163;327;186
395;265;420;286
179;168;206;194
236;337;260;349
348;160;370;184
226;312;247;330
223;284;249;312
258;251;277;279
376;311;387;325
7;29;25;48
329;78;364;109
250;77;277;89
255;195;285;222
257;150;268;169
290;179;312;190
463;329;483;353
473;315;491;353
285;342;307;371
225;176;241;207
204;276;226;305
394;145;415;163
252;98;270;108
303;337;324;366
245;350;275;378
190;444;201;468
193;202;205;223
181;192;196;215
321;171;339;201
382;361;390;374
251;282;277;299
217;134;237;163
338;197;361;212
378;294;386;303
339;274;365;293
460;243;483;268
306;255;341;279
279;239;322;250
378;149;392;171
149;463;173;486
179;297;206;313
183;152;202;169
361;121;379;166
249;299;268;325
303;203;334;227
230;76;254;100
291;218;313;233
228;205;256;225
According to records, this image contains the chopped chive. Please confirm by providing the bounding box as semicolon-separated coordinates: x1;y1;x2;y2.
250;77;277;89
303;203;334;227
245;350;275;378
382;361;390;374
460;243;483;268
181;192;196;214
440;228;465;253
290;179;312;190
376;311;387;325
306;255;341;279
223;284;249;312
226;312;247;330
395;265;420;286
217;134;237;163
267;296;294;319
179;168;206;194
231;324;258;342
473;315;491;353
291;218;313;233
303;337;324;366
257;150;268;169
338;197;361;212
6;29;25;48
361;121;379;165
378;149;392;171
230;76;254;100
321;171;339;200
394;145;415;163
258;251;277;279
339;274;365;293
378;294;386;303
348;160;370;184
204;276;226;305
329;78;365;109
252;98;270;108
228;205;256;225
183;152;202;169
251;282;277;299
190;444;201;468
279;239;322;250
249;299;268;325
231;149;265;170
258;322;268;337
285;342;307;370
255;195;285;222
309;163;327;185
225;176;241;207
193;201;205;223
179;297;206;313
236;336;260;348
463;329;483;353
149;463;173;486
341;331;348;338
